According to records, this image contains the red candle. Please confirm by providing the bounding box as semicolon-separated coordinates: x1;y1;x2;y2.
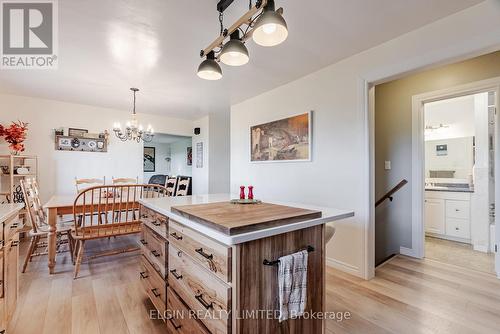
239;186;246;200
248;186;254;200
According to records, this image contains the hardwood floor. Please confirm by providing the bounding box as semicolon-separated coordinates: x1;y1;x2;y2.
11;237;500;334
326;256;500;334
9;235;165;334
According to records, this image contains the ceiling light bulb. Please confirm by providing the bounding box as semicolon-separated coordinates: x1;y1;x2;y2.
197;51;222;80
252;0;288;47
262;23;277;35
220;31;249;66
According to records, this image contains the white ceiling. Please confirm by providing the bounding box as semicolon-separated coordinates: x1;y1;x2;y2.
0;0;484;120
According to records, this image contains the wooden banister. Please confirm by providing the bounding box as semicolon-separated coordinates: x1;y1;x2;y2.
375;179;408;208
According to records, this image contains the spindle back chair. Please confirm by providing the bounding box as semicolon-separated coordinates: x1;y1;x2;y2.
72;184;168;278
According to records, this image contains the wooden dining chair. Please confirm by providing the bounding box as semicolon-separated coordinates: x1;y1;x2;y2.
72;184;168;278
175;177;191;196
75;177;106;193
20;178;75;273
112;176;139;185
165;176;178;196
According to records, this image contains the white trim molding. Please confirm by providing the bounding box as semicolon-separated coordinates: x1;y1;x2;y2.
326;256;360;276
411;77;500;261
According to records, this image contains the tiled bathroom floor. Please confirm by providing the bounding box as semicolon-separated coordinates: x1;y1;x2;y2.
425;236;495;274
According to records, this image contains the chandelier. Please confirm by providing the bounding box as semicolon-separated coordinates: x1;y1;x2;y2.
113;88;154;143
197;0;288;80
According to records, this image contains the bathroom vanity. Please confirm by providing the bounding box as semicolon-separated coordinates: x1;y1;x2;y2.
425;188;473;242
138;194;353;334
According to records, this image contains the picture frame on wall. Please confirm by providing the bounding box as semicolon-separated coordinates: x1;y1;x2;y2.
250;111;312;162
68;128;89;137
144;146;156;172
187;146;192;166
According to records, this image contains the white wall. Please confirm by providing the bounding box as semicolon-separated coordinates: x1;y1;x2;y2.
143;142;171;182
209;112;230;194
424;95;475;141
170;138;193;177
192;116;209;195
231;1;500;278
0;93;194;202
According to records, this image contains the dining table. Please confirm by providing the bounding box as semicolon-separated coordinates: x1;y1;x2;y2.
43;194;139;274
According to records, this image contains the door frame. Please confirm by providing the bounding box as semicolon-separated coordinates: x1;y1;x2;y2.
410;77;500;275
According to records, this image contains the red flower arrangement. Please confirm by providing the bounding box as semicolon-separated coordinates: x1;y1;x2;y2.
0;121;29;154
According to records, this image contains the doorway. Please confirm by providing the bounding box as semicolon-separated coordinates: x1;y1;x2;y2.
143;133;193;195
423;92;495;274
411;78;500;277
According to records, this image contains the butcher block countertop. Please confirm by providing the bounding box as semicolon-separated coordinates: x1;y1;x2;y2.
140;194;354;245
171;201;322;235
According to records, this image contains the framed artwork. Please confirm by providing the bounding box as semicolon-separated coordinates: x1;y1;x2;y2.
187;146;193;166
250;111;312;162
68;128;88;137
144;146;156;172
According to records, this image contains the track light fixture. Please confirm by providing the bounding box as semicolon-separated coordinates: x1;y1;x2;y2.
197;0;288;80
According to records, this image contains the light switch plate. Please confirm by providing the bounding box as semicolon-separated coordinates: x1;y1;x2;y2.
385;161;391;170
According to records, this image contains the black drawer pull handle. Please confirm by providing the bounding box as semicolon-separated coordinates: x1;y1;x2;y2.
151;250;161;257
170;232;183;240
140;239;148;245
195;248;213;260
195;294;213;309
152;220;161;226
168;318;182;330
140;271;149;279
10;223;19;229
11;241;19;247
151;288;161;298
170;269;183;280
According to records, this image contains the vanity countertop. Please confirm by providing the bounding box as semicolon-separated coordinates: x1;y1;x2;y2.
140;193;354;245
425;187;474;193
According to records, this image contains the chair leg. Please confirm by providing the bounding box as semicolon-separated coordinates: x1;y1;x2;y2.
22;236;38;273
74;240;85;279
67;232;75;264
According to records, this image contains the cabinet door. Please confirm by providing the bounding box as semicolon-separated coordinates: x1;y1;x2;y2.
5;234;19;323
425;198;445;234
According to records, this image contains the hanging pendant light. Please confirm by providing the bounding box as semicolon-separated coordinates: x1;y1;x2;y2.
197;51;222;80
220;30;249;66
113;88;154;143
252;0;288;47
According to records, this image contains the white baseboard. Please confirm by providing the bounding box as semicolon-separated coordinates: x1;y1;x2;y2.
473;244;489;253
326;257;361;277
400;246;419;258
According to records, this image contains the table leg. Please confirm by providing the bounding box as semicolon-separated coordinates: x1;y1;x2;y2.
47;207;57;274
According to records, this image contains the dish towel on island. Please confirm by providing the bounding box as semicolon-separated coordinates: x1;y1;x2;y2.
278;249;308;322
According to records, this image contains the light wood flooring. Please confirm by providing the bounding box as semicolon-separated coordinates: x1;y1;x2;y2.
10;236;500;334
425;236;495;274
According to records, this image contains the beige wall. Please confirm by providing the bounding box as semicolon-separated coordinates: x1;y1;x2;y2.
375;51;500;263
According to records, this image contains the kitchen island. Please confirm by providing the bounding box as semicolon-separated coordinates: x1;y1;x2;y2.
138;194;354;334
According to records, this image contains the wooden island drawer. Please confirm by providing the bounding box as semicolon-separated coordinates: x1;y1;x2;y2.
168;243;230;334
140;255;167;316
140;225;167;279
169;220;231;283
140;205;168;238
167;288;210;334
